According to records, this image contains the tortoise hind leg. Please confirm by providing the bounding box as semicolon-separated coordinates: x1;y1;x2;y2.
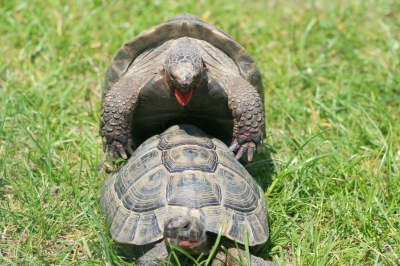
100;74;149;159
219;75;265;161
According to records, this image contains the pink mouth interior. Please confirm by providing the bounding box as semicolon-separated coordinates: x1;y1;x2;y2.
175;88;194;106
168;237;200;249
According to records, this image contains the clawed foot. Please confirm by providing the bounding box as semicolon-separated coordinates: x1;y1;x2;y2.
227;140;260;161
103;138;135;159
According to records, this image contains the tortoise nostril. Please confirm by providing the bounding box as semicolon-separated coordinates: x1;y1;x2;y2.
181;77;190;85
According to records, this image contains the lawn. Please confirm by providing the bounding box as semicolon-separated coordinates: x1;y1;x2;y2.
1;0;399;265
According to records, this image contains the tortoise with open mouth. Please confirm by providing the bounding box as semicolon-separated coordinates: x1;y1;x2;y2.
98;125;274;265
100;13;265;161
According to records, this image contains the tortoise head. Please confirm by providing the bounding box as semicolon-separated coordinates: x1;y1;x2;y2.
165;46;206;106
163;216;209;255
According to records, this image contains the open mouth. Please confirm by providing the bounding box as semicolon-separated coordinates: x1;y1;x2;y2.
167;237;201;249
174;88;194;106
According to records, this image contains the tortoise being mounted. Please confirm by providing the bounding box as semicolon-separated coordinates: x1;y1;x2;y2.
98;124;274;265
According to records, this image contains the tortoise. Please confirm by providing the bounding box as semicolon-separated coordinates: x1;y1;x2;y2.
100;13;265;162
98;124;275;265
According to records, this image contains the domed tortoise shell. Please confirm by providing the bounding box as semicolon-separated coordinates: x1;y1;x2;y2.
99;124;268;247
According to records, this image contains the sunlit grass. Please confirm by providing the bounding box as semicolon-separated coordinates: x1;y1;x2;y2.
1;0;399;265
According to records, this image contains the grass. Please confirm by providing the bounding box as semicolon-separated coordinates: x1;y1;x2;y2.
0;0;399;265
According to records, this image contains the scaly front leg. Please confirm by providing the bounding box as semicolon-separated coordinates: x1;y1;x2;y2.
222;76;265;161
136;242;169;266
221;247;277;266
100;74;148;159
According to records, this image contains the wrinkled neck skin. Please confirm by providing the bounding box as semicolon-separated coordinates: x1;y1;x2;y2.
163;217;210;255
164;46;206;106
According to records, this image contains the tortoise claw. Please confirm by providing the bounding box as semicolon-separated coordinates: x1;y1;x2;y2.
109;145;116;159
247;147;254;161
235;146;245;160
118;146;127;159
126;145;135;156
103;137;135;160
227;143;238;153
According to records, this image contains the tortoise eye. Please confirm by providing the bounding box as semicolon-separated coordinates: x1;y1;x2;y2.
182;223;190;231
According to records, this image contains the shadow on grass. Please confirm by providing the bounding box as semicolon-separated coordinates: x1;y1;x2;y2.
245;143;277;192
244;143;277;262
